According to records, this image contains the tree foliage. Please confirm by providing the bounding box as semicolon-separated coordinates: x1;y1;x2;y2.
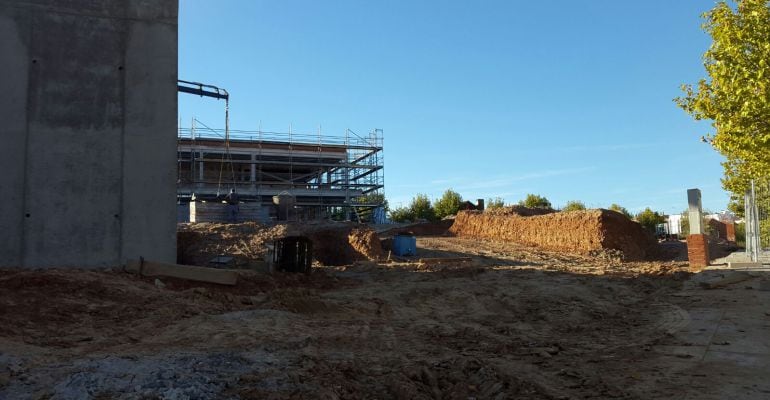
519;194;552;209
410;194;436;221
561;201;586;212
389;206;413;223
676;0;770;194
635;208;666;233
487;197;505;209
433;189;463;219
727;195;745;218
608;203;633;219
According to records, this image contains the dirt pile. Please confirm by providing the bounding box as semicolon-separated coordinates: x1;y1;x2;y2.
286;223;384;265
178;222;384;267
0;268;349;350
177;222;287;266
348;228;385;260
450;209;658;261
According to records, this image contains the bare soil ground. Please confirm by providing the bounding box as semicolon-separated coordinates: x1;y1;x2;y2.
0;236;767;399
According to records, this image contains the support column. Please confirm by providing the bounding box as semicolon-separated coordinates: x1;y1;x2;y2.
687;234;710;271
687;188;703;234
197;153;204;189
250;153;256;182
686;188;709;271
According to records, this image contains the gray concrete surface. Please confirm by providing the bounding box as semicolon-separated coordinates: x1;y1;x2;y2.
688;188;704;235
0;0;178;267
646;270;770;399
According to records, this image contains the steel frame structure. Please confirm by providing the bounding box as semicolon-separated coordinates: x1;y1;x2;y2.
176;120;384;220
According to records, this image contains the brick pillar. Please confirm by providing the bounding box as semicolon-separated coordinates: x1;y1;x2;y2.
687;234;710;271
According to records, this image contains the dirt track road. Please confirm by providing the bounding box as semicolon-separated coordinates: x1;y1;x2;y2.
0;237;768;399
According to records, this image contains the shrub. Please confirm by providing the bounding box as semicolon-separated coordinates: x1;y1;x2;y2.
519;194;551;209
389;206;413;223
608;203;632;219
635;208;665;233
487;197;505;209
410;194;437;221
433;189;463;219
562;201;586;212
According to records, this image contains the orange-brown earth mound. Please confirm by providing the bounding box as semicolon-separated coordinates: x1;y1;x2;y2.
450;209;658;261
178;222;383;267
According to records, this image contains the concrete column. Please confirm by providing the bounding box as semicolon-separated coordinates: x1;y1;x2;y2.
198;153;204;188
250;153;256;182
687;188;703;234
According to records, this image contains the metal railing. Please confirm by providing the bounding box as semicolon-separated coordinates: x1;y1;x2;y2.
178;123;383;149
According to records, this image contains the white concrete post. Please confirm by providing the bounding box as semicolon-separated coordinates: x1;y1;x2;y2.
687;188;703;235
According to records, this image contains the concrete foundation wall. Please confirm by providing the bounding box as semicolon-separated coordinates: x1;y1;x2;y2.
0;0;178;268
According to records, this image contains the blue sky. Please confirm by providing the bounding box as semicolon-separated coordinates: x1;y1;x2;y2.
179;0;729;215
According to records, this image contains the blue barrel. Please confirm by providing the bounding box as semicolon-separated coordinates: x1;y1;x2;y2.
392;234;417;256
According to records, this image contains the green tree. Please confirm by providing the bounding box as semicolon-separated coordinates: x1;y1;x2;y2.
433;189;463;219
635;208;666;233
389;206;413;223
727;195;745;218
608;203;633;219
519;194;552;209
562;200;586;212
409;194;437;221
675;0;770;195
487;197;505;209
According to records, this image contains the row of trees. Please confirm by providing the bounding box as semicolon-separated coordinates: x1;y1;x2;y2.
390;190;464;222
487;194;634;218
390;191;661;231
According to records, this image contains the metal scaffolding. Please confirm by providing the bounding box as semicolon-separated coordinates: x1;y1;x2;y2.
176;119;385;221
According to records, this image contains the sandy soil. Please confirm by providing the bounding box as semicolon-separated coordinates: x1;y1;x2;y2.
0;236;766;399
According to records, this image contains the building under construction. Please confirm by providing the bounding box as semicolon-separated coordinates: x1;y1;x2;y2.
176;120;385;222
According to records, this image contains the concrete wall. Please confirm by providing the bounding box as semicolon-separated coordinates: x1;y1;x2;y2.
0;0;178;268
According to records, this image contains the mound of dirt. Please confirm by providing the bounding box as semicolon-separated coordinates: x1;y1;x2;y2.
0;268;351;351
450;209;658;261
348;228;385;261
178;222;384;267
286;223;384;266
177;222;287;266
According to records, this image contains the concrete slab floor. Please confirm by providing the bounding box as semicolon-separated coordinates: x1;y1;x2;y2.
650;272;770;400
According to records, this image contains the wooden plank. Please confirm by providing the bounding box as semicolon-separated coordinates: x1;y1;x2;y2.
418;257;473;265
126;259;238;285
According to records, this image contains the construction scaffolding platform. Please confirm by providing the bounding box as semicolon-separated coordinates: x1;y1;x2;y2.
176;120;385;221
